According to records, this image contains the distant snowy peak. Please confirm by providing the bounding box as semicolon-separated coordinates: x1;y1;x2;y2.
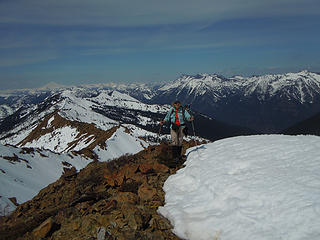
79;82;157;100
159;73;240;98
244;71;320;102
161;73;231;90
158;70;320;103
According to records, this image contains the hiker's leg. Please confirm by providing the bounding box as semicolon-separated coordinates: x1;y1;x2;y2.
177;126;185;147
176;126;184;156
177;146;182;158
175;127;185;162
170;128;179;146
170;128;179;159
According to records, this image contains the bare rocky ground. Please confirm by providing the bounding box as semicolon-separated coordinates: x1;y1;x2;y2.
0;141;198;240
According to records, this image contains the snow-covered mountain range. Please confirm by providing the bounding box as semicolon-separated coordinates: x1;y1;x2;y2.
1;70;319;215
151;70;320;132
0;88;169;213
2;70;320;134
152;70;320;103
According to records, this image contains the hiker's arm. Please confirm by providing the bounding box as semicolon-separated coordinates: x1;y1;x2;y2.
162;108;173;123
184;109;194;121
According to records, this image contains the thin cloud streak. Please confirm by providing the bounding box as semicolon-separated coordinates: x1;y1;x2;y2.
0;49;59;67
0;0;319;27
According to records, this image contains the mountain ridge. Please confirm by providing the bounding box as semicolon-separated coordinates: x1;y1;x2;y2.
0;142;194;240
2;70;319;134
151;70;320;132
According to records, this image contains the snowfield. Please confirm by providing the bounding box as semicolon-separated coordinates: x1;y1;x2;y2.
94;126;149;161
0;127;150;215
158;135;320;240
0;145;90;214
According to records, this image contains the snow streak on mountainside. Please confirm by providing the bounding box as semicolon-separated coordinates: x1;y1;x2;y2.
0;145;90;214
158;73;240;100
157;70;320;103
81;82;157;100
159;135;320;240
243;70;320;102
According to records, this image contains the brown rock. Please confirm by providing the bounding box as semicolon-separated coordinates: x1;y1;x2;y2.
105;170;126;187
105;163;141;187
62;166;77;179
139;162;169;174
112;192;138;205
32;217;56;239
118;164;139;180
149;215;172;231
139;163;154;174
153;162;169;173
138;183;157;201
74;201;91;213
92;199;117;215
8;197;19;206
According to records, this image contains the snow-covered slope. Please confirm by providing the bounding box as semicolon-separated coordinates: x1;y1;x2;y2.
0;126;152;215
0;145;90;214
159;135;320;240
0;91;51;122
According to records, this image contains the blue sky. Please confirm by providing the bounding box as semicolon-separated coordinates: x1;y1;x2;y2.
0;0;319;90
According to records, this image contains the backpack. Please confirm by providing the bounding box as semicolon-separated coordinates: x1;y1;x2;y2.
169;105;190;135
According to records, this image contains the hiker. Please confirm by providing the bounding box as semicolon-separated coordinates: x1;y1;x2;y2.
160;100;194;163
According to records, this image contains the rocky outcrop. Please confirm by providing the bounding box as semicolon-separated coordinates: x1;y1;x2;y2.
0;142;197;239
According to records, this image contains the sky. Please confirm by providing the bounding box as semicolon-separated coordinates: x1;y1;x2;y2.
0;0;319;90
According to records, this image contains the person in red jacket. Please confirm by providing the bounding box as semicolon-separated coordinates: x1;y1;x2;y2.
160;100;194;165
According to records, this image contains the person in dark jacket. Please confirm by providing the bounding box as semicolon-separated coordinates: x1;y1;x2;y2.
160;100;194;163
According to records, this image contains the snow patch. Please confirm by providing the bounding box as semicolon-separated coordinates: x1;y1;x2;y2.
94;127;148;161
158;135;320;240
0;144;90;214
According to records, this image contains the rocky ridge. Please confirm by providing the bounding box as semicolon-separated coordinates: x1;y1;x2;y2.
18;110;118;160
0;141;198;240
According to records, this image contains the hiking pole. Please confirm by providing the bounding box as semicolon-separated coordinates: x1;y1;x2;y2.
158;124;162;144
191;119;197;146
188;104;197;145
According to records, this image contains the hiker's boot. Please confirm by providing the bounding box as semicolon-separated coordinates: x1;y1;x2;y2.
168;146;180;168
177;146;186;163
